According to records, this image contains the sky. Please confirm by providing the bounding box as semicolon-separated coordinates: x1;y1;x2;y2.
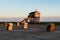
0;0;60;18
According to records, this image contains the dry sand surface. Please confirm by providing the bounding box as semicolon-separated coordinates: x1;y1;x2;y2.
0;24;60;40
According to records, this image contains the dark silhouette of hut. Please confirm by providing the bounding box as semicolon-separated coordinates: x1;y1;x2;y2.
20;11;40;24
28;11;40;23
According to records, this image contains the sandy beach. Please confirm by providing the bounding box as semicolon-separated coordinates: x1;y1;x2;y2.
0;23;60;40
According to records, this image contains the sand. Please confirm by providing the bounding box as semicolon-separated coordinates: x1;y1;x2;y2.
0;24;60;40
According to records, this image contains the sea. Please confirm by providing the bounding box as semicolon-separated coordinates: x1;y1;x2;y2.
0;17;60;22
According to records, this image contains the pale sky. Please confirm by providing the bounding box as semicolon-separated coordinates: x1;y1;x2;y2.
0;0;60;18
